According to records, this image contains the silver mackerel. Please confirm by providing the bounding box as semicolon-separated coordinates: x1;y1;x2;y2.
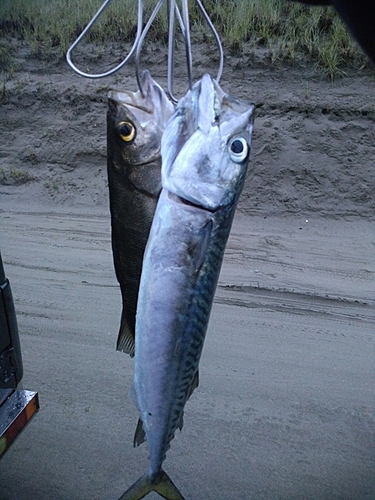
120;74;254;500
107;71;174;356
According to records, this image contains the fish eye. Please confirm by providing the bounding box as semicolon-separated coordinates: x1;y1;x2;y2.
228;137;249;163
118;121;136;142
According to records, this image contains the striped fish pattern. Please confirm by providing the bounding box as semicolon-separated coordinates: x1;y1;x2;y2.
120;74;254;500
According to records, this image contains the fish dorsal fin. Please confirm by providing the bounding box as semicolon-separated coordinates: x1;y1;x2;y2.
187;370;199;399
177;370;200;432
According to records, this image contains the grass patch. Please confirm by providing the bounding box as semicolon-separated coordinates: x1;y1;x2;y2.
0;0;369;77
0;81;7;103
0;166;34;185
0;39;17;76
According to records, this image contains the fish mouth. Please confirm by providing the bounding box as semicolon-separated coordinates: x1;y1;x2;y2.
195;74;224;132
108;71;156;112
108;70;174;126
166;190;221;213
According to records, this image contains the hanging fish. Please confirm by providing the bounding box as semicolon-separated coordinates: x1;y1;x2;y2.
107;70;174;356
119;74;255;500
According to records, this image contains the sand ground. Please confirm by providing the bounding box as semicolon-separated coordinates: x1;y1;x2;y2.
0;41;374;499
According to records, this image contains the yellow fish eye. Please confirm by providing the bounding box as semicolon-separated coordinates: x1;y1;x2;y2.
118;121;136;142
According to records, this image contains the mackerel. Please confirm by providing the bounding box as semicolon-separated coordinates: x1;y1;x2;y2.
120;74;254;500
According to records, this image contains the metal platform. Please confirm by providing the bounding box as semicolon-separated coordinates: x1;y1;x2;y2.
0;389;39;458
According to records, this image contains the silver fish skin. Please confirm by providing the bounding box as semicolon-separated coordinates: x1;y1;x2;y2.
121;74;254;500
107;70;174;356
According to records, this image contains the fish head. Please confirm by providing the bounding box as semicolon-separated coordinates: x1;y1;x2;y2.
107;71;174;193
161;74;255;210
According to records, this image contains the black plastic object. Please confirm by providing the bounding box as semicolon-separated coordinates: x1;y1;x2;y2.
0;252;23;389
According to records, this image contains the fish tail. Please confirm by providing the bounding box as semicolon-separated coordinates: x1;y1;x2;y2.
118;470;185;500
116;311;135;356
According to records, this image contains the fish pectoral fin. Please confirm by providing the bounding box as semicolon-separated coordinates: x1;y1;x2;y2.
133;418;146;447
118;470;185;500
116;312;135;357
187;218;213;274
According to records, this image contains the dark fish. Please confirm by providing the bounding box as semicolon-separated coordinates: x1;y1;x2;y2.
107;70;174;356
120;74;255;500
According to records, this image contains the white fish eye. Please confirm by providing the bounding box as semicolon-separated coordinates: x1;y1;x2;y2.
228;137;249;163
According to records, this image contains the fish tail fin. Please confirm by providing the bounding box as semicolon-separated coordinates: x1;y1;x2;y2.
116;311;135;357
118;470;185;500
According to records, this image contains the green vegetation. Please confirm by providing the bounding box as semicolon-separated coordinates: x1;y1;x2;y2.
0;39;16;72
0;166;34;185
0;0;369;77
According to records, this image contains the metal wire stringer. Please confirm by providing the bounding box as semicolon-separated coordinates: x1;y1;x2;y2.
66;0;224;102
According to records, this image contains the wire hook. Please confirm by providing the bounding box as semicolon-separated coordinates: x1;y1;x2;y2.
66;0;144;79
66;0;224;101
